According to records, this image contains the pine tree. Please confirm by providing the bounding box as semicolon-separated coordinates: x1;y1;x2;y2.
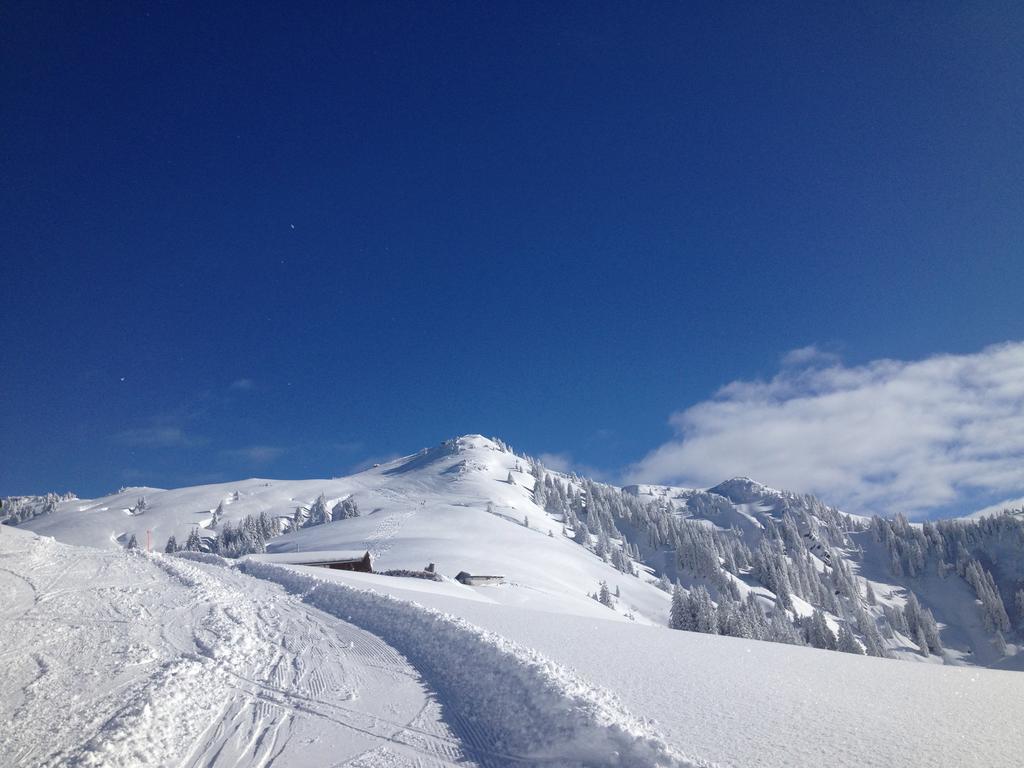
306;493;330;527
533;476;546;508
915;625;930;657
211;501;224;529
598;581;613;607
332;497;359;521
125;534;139;549
903;592;923;637
864;580;877;606
920;607;943;653
164;535;178;553
994;629;1008;657
670;585;689;630
507;471;515;485
805;610;837;650
185;527;203;552
690;585;719;634
836;623;862;654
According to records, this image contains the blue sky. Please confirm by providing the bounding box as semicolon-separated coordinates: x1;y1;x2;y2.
3;3;1023;516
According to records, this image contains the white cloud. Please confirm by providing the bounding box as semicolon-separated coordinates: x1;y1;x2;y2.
627;341;1024;518
780;345;839;368
539;452;608;481
230;378;255;391
538;452;574;473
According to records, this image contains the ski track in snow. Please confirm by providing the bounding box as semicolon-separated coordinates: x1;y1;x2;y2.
0;532;475;768
1;528;702;768
238;559;706;768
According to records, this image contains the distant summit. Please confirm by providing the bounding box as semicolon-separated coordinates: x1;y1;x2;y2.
707;477;777;504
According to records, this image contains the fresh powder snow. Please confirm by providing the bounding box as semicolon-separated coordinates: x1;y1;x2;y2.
5;434;1024;766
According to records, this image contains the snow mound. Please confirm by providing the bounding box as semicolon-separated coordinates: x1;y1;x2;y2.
238;559;706;768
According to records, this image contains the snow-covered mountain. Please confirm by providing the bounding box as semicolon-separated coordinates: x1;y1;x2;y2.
5;434;1024;765
9;434;1023;669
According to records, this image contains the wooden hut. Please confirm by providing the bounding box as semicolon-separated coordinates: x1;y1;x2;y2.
257;550;373;572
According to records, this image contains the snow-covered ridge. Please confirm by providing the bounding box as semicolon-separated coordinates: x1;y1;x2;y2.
8;433;1024;671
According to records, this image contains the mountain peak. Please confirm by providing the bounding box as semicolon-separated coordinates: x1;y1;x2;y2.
707;476;775;503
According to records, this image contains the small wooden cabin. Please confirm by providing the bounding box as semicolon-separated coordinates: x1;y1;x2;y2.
258;550;373;573
301;551;373;572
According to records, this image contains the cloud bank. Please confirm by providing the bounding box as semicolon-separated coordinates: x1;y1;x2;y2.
628;341;1024;517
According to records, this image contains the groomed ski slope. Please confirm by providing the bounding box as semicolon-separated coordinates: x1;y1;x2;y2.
5;523;1024;765
0;527;700;767
247;563;1024;768
0;528;470;767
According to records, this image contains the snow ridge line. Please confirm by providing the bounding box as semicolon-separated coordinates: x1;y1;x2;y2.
236;560;709;768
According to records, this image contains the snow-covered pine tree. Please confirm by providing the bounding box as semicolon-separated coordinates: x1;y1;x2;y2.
164;535;178;553
994;629;1008;657
864;579;877;606
915;625;930;657
184;527;204;552
690;585;718;634
332;497;359;521
920;607;943;653
805;610;837;650
211;501;224;529
836;623;862;654
306;493;331;527
768;612;798;645
125;534;139;549
533;476;546;508
670;584;689;630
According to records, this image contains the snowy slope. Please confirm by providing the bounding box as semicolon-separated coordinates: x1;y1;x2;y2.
12;434;1024;668
7;434;1024;766
16;436;673;626
247;563;1024;768
0;527;471;767
6;525;1019;767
